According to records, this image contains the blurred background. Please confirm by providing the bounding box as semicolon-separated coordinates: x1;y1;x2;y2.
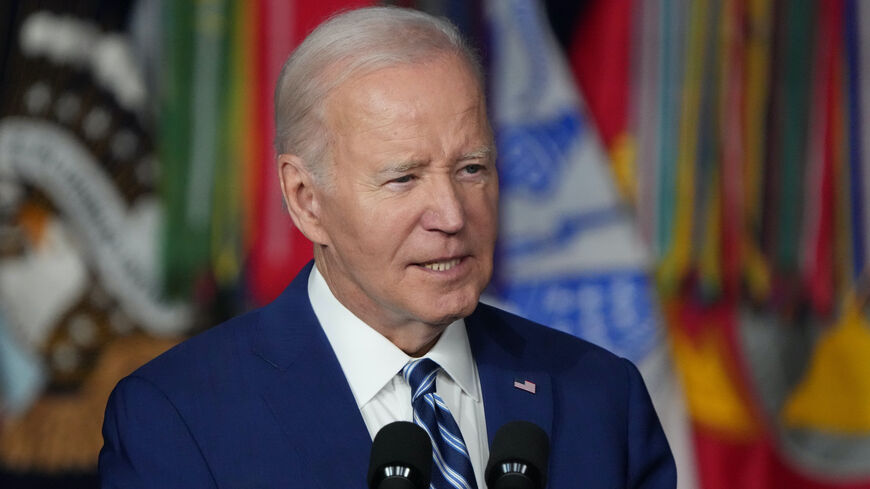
1;0;868;487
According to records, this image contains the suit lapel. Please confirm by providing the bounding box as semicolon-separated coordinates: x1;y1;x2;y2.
466;305;554;446
253;263;372;489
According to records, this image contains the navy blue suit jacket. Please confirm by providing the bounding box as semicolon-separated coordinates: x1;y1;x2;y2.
99;263;676;488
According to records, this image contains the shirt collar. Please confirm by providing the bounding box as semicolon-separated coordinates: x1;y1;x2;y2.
308;263;480;407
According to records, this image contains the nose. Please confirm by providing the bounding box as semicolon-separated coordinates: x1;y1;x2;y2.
421;175;465;234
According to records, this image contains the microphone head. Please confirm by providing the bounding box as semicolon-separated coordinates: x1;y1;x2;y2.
368;421;432;489
485;421;550;489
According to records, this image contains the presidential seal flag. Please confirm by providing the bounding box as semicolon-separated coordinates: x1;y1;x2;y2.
0;2;188;484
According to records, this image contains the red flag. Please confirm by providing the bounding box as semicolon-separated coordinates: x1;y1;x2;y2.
248;0;373;305
801;0;842;317
568;0;631;152
694;428;870;489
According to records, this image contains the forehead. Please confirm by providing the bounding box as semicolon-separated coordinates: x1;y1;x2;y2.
323;55;489;151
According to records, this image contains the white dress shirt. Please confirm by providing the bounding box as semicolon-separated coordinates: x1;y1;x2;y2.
308;264;489;489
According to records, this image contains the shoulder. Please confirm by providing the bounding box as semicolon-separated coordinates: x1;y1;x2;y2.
470;301;631;374
99;309;272;488
470;303;676;488
124;307;264;397
469;301;644;415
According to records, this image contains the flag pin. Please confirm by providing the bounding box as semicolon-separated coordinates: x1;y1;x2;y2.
513;378;536;394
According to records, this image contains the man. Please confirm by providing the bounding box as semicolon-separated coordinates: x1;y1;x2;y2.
99;7;676;489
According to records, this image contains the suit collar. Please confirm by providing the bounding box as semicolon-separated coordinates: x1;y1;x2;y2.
308;263;480;405
251;261;318;371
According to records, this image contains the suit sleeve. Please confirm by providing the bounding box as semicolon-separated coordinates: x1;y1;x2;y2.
623;359;678;489
99;375;218;489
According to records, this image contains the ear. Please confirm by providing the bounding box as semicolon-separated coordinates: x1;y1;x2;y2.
278;154;330;245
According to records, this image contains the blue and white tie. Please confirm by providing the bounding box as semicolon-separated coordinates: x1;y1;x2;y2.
403;358;478;489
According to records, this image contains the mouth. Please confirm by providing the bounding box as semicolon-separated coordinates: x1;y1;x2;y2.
419;257;462;272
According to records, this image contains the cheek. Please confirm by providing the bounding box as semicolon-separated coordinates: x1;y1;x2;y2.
468;188;499;233
321;196;379;255
353;201;420;255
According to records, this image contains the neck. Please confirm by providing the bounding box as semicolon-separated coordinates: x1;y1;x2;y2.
392;330;442;357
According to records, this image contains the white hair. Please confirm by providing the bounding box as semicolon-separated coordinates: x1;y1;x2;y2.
273;6;483;184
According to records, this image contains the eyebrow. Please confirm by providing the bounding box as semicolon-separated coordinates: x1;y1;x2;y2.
378;146;496;176
459;146;494;161
379;159;428;176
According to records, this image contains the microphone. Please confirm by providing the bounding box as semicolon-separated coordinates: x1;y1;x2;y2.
485;421;550;489
368;421;432;489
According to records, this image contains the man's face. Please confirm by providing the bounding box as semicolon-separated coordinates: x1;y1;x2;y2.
313;54;498;332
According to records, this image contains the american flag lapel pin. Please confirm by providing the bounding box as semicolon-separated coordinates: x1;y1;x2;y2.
513;378;536;394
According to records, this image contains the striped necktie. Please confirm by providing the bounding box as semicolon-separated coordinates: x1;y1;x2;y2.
403;357;478;489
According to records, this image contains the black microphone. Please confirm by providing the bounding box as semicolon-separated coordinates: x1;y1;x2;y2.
485;421;550;489
368;421;432;489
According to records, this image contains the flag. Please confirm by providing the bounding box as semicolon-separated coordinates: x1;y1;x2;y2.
0;1;188;480
640;0;870;487
482;2;696;488
246;0;373;306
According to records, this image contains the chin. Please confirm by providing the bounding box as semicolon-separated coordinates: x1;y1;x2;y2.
420;312;466;329
419;294;480;326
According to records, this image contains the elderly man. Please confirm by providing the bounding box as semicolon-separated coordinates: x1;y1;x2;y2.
99;7;675;489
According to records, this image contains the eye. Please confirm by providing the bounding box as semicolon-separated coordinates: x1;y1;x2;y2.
391;174;415;184
384;173;418;188
462;164;484;175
